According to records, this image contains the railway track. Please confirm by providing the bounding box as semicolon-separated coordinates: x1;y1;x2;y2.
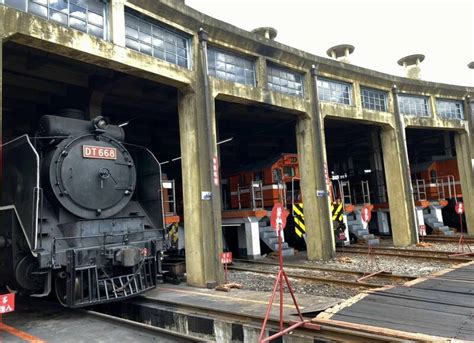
337;246;473;262
233;258;416;281
84;310;204;342
421;235;474;244
230;261;416;290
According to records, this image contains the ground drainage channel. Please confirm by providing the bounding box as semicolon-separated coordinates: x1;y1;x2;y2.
92;295;404;342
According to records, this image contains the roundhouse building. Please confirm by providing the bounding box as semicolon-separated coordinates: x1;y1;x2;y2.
0;0;473;288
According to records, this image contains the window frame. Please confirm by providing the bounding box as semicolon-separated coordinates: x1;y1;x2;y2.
317;77;352;105
398;94;431;117
207;46;256;86
124;9;192;69
266;63;304;97
436;98;464;120
360;86;388;112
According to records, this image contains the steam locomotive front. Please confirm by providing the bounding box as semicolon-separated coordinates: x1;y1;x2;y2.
1;114;164;307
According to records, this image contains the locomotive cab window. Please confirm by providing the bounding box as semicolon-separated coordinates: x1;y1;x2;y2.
273;168;282;182
283;166;295;177
254;171;264;181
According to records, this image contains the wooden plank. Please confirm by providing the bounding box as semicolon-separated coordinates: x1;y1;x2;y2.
379;287;474;307
332;304;465;337
313;318;449;342
359;293;473;316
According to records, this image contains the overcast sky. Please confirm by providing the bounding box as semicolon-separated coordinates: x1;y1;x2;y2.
186;0;474;87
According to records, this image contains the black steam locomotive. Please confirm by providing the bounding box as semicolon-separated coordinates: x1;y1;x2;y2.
0;114;165;307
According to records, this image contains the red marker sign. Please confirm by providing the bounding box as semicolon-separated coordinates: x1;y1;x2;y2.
0;293;15;314
419;224;427;236
212;157;219;186
455;202;465;215
361;206;372;223
220;252;233;264
270;203;289;231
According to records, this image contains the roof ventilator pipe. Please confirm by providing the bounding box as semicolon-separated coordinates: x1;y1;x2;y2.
397;54;425;80
252;27;278;40
326;44;355;63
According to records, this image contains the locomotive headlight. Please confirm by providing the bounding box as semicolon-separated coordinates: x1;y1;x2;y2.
92;116;109;131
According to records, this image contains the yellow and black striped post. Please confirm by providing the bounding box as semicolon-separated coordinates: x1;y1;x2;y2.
292;202;344;238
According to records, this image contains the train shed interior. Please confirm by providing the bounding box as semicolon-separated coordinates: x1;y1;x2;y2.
216;100;299;257
324;118;390;243
406;128;465;232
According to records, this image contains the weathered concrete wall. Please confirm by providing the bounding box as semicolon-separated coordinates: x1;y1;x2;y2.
381;126;418;245
455;132;474;235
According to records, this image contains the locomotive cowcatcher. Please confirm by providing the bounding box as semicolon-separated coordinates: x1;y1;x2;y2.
0;114;166;307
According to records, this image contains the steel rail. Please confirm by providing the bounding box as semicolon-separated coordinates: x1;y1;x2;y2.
229;265;387;289
84;309;204;342
233;259;417;281
422;235;474;244
337;247;472;262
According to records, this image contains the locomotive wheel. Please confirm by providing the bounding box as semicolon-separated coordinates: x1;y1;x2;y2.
54;275;68;306
54;273;81;307
14;255;42;291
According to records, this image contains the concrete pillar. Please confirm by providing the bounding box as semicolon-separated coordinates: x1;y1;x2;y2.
238;218;261;259
454;131;474;235
295;65;335;260
178;89;223;286
255;57;267;91
381;85;418;246
109;0;126;47
177;29;223;287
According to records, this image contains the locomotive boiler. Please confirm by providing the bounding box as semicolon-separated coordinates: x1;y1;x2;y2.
0;114;165;307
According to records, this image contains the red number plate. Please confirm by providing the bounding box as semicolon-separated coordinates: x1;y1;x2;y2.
82;145;117;160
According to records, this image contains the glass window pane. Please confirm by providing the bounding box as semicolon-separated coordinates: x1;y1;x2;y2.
49;9;67;24
28;2;47;17
124;11;190;68
49;0;68;12
126;38;140;51
70;4;86;20
5;0;27;11
88;24;103;38
70;17;87;32
125;26;139;40
87;0;102;14
88;11;103;27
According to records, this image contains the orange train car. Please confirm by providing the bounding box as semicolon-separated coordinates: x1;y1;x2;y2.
412;158;462;201
224;153;348;245
227;153;300;210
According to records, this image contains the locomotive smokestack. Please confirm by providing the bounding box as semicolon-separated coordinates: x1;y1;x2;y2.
397;54;425;80
56;108;86;120
326;44;355;64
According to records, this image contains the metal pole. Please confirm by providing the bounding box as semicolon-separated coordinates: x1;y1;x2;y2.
198;28;222;285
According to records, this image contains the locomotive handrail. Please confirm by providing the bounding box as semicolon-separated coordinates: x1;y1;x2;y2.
1;134;40;252
123;142;166;230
